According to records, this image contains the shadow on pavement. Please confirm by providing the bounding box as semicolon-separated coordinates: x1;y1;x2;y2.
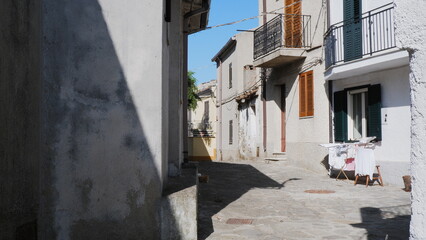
197;161;300;239
351;206;410;240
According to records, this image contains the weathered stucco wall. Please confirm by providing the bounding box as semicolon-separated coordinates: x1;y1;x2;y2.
217;32;257;162
394;0;426;238
0;0;41;239
39;0;167;238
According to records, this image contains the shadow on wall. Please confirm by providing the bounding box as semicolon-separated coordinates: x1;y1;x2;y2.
351;206;410;240
0;0;41;239
197;162;301;239
37;0;180;239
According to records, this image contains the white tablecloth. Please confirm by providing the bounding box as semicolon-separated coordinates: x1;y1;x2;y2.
355;147;376;178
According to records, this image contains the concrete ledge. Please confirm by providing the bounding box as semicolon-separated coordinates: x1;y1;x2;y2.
253;48;307;67
161;166;198;240
325;49;409;81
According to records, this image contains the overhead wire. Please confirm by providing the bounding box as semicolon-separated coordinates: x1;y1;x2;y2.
204;0;304;30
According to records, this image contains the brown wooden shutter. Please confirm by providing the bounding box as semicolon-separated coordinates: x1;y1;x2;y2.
306;71;314;116
299;73;306;117
285;0;302;47
299;70;314;117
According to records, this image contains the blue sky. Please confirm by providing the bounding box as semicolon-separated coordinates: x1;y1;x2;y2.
188;0;259;84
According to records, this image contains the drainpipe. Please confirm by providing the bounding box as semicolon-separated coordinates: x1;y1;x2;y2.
217;58;223;161
328;80;333;143
262;0;268;154
183;34;189;163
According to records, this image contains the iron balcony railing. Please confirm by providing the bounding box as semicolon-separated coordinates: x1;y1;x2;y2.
324;4;395;68
189;120;212;131
254;14;311;60
188;120;214;137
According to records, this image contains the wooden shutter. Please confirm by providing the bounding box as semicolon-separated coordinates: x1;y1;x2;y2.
306;71;314;116
299;71;314;117
343;0;362;61
368;84;382;141
334;90;348;142
204;101;209;120
285;0;302;47
299;73;306;117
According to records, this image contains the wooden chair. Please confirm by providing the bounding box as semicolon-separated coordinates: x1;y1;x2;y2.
354;165;383;187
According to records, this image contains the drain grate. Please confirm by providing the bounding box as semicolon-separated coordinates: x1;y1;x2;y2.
304;189;335;194
226;218;254;225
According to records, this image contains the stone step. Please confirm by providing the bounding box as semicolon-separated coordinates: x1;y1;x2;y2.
272;152;287;156
264;157;287;161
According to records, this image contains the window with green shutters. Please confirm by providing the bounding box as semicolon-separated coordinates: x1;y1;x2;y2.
333;84;382;142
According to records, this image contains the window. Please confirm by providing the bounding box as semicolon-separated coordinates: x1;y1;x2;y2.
334;84;382;142
285;0;302;47
348;88;368;140
299;70;314;117
229;63;233;89
229;120;233;145
204;101;209;120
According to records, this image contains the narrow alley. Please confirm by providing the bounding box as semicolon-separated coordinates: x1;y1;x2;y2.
198;160;410;240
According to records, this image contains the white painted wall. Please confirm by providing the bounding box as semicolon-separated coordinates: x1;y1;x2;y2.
332;66;411;186
394;0;426;238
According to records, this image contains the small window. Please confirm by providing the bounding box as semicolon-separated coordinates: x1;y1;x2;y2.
229;120;233;145
299;70;314;117
204;101;209;120
229;63;233;89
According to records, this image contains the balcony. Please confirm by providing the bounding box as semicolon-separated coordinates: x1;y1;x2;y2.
188;120;214;137
253;14;311;67
324;5;396;69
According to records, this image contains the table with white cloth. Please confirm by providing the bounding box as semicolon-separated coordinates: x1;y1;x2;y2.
320;142;376;178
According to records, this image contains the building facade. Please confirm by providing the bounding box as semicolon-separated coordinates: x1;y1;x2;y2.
213;32;262;161
253;0;330;171
188;80;217;161
0;0;209;239
325;0;410;186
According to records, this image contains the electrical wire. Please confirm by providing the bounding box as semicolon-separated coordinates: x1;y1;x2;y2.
204;0;304;30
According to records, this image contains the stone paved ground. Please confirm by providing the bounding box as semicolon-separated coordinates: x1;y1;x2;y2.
197;160;411;240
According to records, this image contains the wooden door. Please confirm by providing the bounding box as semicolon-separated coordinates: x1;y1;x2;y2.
285;0;302;47
281;85;286;152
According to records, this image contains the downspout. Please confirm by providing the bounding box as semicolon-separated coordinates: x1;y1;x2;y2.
262;0;268;153
183;34;189;163
217;58;223;161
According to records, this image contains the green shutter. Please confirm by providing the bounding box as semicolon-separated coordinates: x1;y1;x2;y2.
334;90;348;142
343;0;362;62
368;84;382;141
